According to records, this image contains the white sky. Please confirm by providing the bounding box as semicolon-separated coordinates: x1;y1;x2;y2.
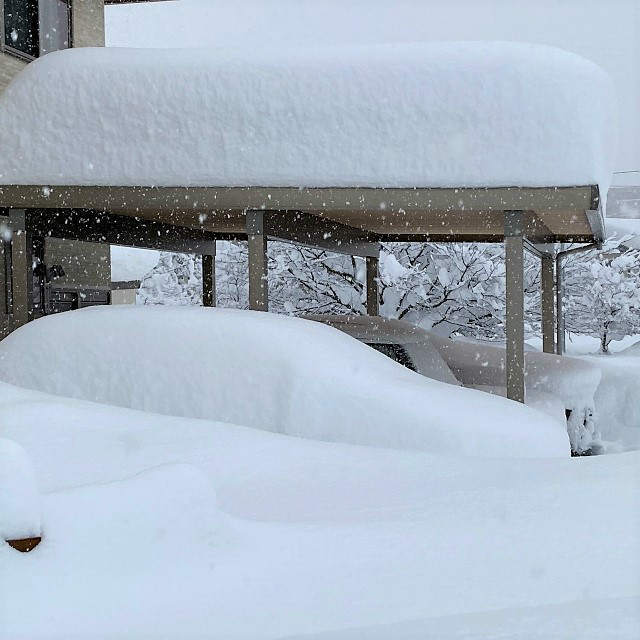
106;0;639;177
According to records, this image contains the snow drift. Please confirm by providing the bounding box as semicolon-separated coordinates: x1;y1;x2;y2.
0;438;41;541
429;334;602;452
0;43;615;191
0;307;569;457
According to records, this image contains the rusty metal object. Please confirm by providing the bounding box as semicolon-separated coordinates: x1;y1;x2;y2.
5;536;41;552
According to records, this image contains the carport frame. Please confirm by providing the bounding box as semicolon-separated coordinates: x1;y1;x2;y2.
1;183;604;403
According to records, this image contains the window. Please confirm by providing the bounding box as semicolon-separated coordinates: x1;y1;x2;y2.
367;343;417;372
38;0;69;55
3;0;69;60
4;0;39;58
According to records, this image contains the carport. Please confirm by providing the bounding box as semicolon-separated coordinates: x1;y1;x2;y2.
0;183;604;403
0;42;613;403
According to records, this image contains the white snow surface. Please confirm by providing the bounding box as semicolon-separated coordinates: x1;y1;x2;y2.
0;379;638;639
0;438;40;540
0;43;615;191
110;245;160;282
0;306;569;458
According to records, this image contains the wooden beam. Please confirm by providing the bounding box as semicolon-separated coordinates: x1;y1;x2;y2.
0;184;598;217
263;210;379;258
7;210;33;330
25;209;221;254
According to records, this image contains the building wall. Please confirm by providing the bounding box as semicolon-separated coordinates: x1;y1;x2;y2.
72;0;106;47
1;1;110;338
0;51;26;92
111;288;137;305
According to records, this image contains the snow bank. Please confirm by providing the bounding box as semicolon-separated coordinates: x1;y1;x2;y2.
429;334;602;452
0;306;569;458
0;438;40;541
605;217;640;250
581;352;640;451
0;380;638;639
0;43;614;191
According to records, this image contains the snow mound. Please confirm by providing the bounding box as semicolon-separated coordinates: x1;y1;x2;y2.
0;43;614;191
429;334;602;452
0;307;569;458
0;438;41;541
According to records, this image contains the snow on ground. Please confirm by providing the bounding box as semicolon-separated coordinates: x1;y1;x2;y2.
0;376;638;640
110;245;160;282
0;307;570;458
0;309;637;637
604;217;640;250
0;43;614;192
0;438;40;541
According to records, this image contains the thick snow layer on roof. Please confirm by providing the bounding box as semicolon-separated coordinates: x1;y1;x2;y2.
110;245;160;282
0;306;569;458
0;43;615;191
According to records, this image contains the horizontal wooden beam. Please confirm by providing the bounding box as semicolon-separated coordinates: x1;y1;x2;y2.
261;210;380;257
25;209;230;253
0;184;599;216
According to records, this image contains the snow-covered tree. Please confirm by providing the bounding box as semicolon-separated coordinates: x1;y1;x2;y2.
137;236;640;349
137;241;539;340
563;239;640;353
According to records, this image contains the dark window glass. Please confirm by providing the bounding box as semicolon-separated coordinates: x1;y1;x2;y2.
39;0;69;55
368;343;417;372
4;0;39;58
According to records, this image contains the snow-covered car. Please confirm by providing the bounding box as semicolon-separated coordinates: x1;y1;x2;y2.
0;306;570;458
306;315;602;453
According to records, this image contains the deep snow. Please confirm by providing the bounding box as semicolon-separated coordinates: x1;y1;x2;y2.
0;379;638;639
0;307;570;458
0;43;615;192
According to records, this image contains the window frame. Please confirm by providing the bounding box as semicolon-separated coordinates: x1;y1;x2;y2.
0;0;71;62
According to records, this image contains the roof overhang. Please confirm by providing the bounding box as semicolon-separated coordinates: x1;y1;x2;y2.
0;184;604;245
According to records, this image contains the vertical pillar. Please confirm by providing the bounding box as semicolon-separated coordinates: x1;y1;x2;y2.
504;210;525;403
246;210;268;312
8;210;33;330
541;254;556;354
202;243;216;308
556;255;565;355
366;254;379;316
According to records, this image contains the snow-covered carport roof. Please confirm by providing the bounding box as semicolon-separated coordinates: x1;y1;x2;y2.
0;42;613;249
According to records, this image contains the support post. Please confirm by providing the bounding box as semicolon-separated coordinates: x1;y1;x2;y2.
556;254;565;355
246;210;268;312
8;210;33;330
504;210;525;403
541;254;556;354
202;243;216;308
366;254;379;316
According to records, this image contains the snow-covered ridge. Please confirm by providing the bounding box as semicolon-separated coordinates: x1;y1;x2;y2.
0;43;615;191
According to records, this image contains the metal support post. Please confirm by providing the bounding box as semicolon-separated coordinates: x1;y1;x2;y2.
366;254;379;316
504;210;525;403
246;210;268;312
